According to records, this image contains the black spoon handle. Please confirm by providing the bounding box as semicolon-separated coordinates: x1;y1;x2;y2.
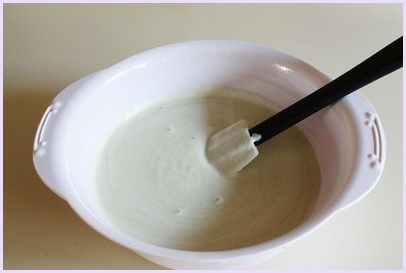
250;36;403;146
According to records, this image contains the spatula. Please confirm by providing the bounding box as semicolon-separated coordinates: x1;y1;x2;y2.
207;36;403;176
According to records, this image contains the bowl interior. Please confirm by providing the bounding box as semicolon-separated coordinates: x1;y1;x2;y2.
58;42;359;247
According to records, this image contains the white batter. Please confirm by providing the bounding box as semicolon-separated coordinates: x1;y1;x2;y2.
96;87;321;251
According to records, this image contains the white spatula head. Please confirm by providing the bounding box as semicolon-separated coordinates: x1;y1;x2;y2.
206;120;261;176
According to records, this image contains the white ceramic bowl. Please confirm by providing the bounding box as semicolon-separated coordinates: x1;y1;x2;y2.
33;41;385;269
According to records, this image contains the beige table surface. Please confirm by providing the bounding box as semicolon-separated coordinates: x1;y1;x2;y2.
3;3;403;270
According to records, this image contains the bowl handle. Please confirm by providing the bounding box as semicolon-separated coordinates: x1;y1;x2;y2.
33;97;68;198
33;75;92;199
335;94;386;212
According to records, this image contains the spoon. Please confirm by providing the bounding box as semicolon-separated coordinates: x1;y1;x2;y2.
207;36;403;175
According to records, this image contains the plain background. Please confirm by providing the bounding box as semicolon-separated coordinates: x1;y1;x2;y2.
3;3;403;270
